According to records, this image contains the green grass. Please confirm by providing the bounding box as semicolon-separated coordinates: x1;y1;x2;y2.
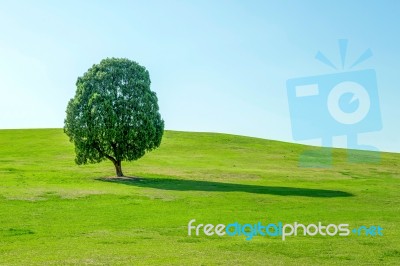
0;128;399;265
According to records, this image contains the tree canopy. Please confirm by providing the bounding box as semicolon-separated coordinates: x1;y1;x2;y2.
64;58;164;177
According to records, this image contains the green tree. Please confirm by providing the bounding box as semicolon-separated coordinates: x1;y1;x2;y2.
64;58;164;177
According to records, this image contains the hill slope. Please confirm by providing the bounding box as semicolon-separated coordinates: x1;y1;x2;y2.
0;129;399;265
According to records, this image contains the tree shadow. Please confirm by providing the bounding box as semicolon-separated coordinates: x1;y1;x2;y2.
96;177;353;198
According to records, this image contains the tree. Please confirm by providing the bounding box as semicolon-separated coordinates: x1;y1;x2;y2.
64;58;164;177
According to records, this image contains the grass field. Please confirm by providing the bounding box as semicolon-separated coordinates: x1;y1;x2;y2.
0;128;399;265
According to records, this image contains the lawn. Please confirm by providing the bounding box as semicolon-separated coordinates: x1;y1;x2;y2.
0;129;399;265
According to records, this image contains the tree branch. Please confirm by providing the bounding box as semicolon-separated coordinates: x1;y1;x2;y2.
94;142;117;164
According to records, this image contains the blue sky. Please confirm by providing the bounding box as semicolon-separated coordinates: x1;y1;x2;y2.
0;0;399;152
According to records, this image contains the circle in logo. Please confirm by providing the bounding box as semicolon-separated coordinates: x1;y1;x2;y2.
327;81;370;125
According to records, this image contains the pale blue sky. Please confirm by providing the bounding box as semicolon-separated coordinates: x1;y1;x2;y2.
0;0;399;152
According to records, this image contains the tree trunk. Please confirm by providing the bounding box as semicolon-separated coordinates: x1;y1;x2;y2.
113;160;124;177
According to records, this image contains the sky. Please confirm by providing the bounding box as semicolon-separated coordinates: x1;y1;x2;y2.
0;0;399;152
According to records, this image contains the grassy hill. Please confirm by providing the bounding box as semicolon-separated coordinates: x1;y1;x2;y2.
0;129;399;265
